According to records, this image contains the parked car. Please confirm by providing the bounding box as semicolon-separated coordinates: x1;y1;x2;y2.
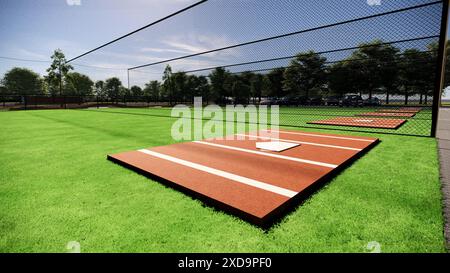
309;96;324;106
232;97;249;105
295;96;310;106
260;97;279;105
364;97;381;106
325;95;342;106
277;95;298;106
340;95;364;107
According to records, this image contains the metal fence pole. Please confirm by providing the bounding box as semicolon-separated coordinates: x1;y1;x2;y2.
431;0;449;137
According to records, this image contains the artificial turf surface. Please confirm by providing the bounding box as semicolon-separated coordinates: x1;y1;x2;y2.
0;108;445;252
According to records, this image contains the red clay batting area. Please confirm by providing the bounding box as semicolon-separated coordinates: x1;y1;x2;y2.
308;116;407;129
107;129;379;226
355;112;416;118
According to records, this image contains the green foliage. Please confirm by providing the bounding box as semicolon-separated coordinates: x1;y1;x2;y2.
65;72;94;96
2;67;43;95
283;51;327;98
130;86;143;97
0;85;6;96
197;76;210;102
172;72;188;103
45;49;73;95
94;80;107;98
161;65;173;104
348;40;400;99
119;86;129;97
104;77;122;99
209;67;232;103
264;67;285;98
143;80;161;100
398;49;433;104
251;73;264;103
230;75;249;104
328;62;351;96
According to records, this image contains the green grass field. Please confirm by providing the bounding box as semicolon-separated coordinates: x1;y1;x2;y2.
87;105;433;137
0;108;445;252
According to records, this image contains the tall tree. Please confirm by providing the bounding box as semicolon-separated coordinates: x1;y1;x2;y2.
425;41;444;104
239;71;255;104
65;72;94;96
328;62;351;97
349;40;400;99
197;75;210;103
94;80;106;98
2;67;43;95
427;41;450;89
162;65;174;105
398;49;427;105
143;80;161;101
265;67;285;98
209;67;232;104
130;85;143;97
172;72;188;103
251;73;264;103
231;75;249;105
283;51;327;98
45;49;73;95
104;77;122;101
0;85;7;96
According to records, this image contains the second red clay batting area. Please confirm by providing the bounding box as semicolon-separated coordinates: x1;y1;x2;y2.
308;117;407;129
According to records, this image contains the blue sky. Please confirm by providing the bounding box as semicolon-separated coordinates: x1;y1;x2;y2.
0;0;447;97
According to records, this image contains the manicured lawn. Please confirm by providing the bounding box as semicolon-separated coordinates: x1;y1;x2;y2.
93;106;433;137
0;108;445;252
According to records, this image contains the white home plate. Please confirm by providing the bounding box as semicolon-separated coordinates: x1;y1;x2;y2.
353;119;374;123
256;141;300;152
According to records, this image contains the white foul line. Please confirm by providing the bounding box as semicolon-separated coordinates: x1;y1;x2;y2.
138;149;297;198
262;129;374;142
235;134;361;151
192;141;337;169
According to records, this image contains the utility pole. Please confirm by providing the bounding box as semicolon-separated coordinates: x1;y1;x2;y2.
59;64;63;108
127;69;130;90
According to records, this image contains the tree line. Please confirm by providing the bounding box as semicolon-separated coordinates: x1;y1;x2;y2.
1;40;449;105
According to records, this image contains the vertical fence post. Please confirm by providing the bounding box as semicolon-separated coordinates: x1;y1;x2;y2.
127;69;130;90
431;0;449;137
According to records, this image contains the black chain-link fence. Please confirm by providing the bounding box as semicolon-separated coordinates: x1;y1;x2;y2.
1;0;448;137
0;93;433;137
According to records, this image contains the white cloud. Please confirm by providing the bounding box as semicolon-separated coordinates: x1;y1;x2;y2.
13;48;48;60
163;40;210;54
140;47;189;54
161;33;240;58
